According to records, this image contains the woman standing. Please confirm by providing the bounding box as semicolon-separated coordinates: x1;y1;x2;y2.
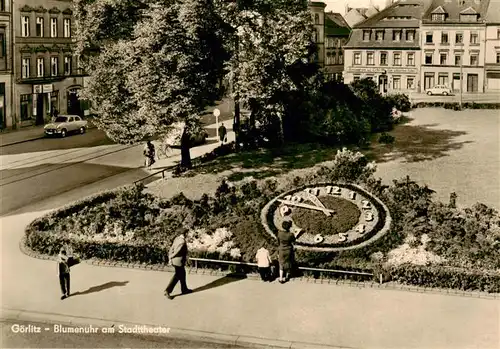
278;220;296;284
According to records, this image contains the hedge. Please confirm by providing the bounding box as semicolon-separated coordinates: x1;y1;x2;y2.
412;102;500;110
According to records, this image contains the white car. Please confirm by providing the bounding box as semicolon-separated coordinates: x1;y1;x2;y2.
425;85;452;96
44;115;88;137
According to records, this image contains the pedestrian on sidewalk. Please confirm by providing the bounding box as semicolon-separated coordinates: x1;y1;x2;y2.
165;228;192;300
143;141;156;168
255;246;272;282
218;123;227;144
277;221;296;284
57;247;80;300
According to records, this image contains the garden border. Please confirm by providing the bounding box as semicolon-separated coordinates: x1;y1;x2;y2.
260;183;392;252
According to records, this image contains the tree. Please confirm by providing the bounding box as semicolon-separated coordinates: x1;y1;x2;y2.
74;0;228;168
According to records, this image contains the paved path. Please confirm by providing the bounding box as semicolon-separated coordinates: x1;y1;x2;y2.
1;211;498;349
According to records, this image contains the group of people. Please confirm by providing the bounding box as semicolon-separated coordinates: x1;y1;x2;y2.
57;221;297;300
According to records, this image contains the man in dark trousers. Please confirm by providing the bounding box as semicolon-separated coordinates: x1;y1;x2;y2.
58;248;71;300
165;228;192;300
218;123;227;144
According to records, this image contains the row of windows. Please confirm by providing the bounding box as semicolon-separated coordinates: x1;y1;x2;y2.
425;32;479;45
353;75;416;90
424;52;479;66
430;13;478;23
353;51;415;66
325;38;346;48
325;51;344;65
21;16;71;38
363;29;416;42
21;56;77;78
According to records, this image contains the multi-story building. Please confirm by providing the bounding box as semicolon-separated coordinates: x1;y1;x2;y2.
344;0;427;94
324;12;351;81
420;0;489;93
13;0;84;127
0;0;12;129
485;0;500;90
310;1;326;66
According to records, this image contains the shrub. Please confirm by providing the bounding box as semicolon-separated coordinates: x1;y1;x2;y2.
385;93;411;112
378;132;395;144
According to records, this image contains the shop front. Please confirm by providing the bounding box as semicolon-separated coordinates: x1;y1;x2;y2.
345;66;420;94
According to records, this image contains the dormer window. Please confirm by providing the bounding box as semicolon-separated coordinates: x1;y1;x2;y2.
363;30;371;41
375;30;384;41
406;30;415;41
460;7;478;22
432;13;445;21
393;30;402;41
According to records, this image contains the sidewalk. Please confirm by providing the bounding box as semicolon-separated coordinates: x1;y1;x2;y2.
1;210;498;349
0;125;46;147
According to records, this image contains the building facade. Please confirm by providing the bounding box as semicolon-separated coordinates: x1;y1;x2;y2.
344;0;426;94
0;0;12;129
309;1;326;66
324;12;351;81
13;0;84;128
485;0;500;90
420;0;489;93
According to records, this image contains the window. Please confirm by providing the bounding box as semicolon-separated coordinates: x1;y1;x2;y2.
426;33;433;43
0;0;5;11
353;75;361;82
460;14;477;22
407;52;415;66
314;14;319;25
455;33;463;44
455;54;462;66
375;30;384;41
406;30;415;41
394;52;401;66
22;58;30;78
338;51;343;64
363;30;371;41
63;18;71;38
367;52;374;65
21;16;30;37
432;14;445;21
440;53;447;65
438;74;449;86
37;57;44;77
64;56;72;75
380;52;387;65
470;54;478;66
36;17;44;37
470;33;478;44
354;52;361;65
497;52;500;64
425;52;433;64
393;30;401;41
0;33;4;58
20;94;33;121
441;32;448;44
51;57;58;76
497;29;500;39
50;18;57;38
393;76;401;90
407;77;415;89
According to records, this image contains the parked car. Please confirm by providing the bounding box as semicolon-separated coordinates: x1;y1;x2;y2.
425;85;452;96
44;115;88;137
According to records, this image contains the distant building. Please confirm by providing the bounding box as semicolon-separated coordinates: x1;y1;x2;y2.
309;1;326;66
0;0;12;129
13;0;85;128
324;12;351;80
344;5;380;27
420;0;489;93
485;0;500;90
344;0;428;94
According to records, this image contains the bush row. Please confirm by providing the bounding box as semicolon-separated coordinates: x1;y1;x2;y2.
412;102;500;110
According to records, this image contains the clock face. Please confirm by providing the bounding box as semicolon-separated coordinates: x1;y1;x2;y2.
261;183;391;252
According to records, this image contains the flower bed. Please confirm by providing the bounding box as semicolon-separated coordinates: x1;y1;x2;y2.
24;149;500;292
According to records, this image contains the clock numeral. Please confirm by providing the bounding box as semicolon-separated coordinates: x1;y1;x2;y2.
291;195;302;203
349;191;356;200
327;186;341;195
284;195;292;201
355;224;366;234
365;212;374;222
305;188;320;196
362;200;371;210
280;205;291;217
338;232;348;242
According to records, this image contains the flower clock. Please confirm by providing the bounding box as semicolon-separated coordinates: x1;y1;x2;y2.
261;183;392;252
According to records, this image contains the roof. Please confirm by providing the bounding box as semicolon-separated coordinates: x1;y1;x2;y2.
431;5;446;13
422;0;490;22
344;29;421;48
355;0;427;28
344;8;368;27
325;12;351;36
485;0;500;23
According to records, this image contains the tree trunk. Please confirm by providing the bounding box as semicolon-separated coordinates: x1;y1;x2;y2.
180;128;192;169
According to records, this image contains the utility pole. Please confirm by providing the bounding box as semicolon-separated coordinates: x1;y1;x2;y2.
459;53;463;109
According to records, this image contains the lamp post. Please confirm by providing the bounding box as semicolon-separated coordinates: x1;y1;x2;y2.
459;53;463;109
213;107;220;140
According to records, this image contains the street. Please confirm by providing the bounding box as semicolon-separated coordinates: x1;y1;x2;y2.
1;319;241;348
409;91;500;104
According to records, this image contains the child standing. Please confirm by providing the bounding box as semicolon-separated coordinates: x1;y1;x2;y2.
255;246;272;282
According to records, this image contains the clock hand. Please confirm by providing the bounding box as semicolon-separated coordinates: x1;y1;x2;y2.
303;192;331;216
277;199;335;216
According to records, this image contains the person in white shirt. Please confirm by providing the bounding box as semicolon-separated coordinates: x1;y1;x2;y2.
255;246;272;282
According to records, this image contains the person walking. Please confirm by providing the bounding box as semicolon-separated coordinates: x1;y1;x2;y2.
165;228;192;299
277;221;296;284
143;141;156;168
218;123;227;144
255;246;272;282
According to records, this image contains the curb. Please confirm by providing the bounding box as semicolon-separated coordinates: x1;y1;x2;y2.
1;308;352;349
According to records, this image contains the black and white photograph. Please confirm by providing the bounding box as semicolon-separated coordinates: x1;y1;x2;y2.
0;0;499;348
